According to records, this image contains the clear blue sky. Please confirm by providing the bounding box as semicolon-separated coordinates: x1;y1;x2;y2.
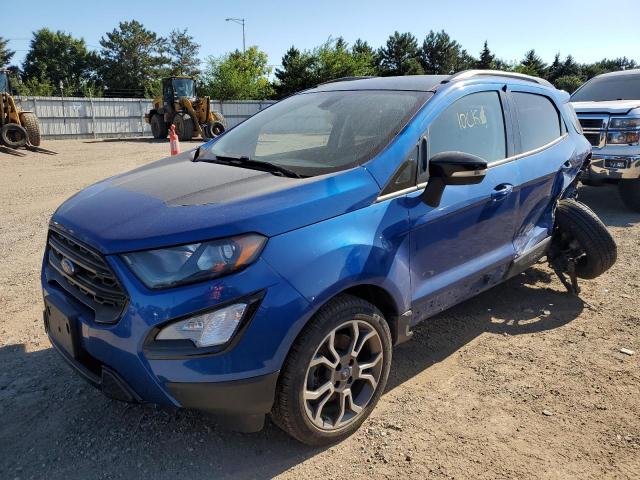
5;0;639;70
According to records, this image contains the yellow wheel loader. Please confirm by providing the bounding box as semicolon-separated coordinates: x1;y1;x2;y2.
0;69;41;148
146;76;226;141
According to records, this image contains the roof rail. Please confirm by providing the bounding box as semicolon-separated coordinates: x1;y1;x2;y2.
317;76;374;86
444;70;553;88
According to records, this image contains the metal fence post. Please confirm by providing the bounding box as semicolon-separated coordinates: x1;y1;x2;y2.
139;99;144;136
89;96;97;139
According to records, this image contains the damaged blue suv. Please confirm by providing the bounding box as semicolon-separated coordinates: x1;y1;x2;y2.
42;71;616;445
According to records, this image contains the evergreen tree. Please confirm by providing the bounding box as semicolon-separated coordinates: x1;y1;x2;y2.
167;28;201;77
547;53;563;82
375;31;423;76
274;46;318;98
519;49;547;78
476;41;495;70
0;36;15;68
420;30;475;74
98;20;169;97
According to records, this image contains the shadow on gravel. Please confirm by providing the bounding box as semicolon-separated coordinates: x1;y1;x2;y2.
578;184;640;228
0;266;586;480
83;137;204;145
387;267;585;391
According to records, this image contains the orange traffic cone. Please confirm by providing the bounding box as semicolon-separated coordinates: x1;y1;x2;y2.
169;124;180;156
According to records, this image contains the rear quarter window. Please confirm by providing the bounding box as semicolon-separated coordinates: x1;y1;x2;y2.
513;92;562;152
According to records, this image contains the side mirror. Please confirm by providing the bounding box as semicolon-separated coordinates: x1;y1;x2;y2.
422;151;488;207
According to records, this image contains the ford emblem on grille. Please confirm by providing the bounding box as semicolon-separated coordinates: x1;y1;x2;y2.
61;258;77;276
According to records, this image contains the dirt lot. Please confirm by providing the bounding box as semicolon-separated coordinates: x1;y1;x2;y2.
0;140;638;480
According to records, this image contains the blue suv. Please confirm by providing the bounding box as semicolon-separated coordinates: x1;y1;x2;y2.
42;71;616;445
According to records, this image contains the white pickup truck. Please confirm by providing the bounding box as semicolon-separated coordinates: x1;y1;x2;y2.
571;69;640;211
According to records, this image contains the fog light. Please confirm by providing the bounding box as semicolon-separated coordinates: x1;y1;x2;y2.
156;303;247;347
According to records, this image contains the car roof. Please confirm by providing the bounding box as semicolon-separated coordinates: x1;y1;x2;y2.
309;70;554;93
593;68;640;79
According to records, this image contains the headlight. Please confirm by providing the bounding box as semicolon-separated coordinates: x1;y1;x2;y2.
607;131;640;145
609;117;640;129
121;233;267;289
156;303;247;347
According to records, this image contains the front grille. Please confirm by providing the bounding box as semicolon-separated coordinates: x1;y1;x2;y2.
577;115;608;148
47;228;128;323
579;118;607;130
583;132;603;147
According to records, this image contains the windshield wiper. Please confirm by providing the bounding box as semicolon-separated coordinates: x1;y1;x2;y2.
193;153;304;178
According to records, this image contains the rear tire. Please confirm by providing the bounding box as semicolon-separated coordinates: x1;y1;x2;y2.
271;294;392;446
150;114;168;139
19;112;41;146
618;179;640;212
1;124;28;148
554;199;617;279
174;113;194;141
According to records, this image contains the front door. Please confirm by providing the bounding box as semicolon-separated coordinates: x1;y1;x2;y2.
407;88;519;322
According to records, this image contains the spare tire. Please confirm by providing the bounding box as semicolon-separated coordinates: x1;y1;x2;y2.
554;199;617;279
1;124;28;149
202;121;225;140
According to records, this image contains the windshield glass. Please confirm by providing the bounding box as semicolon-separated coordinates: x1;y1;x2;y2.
0;73;8;93
173;78;195;98
202;90;431;176
571;74;640;102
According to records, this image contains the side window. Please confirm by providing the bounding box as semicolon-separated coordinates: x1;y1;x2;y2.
380;146;418;196
512;92;562;152
427;91;507;172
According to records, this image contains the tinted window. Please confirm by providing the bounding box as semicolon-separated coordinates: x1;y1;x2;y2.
204;90;431;177
513;92;561;152
429;91;506;163
570;74;640;102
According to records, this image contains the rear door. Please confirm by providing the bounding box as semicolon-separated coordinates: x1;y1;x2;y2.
507;88;576;254
407;86;520;321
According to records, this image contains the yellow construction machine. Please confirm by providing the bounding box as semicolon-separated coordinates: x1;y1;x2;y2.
0;68;41;148
146;76;226;141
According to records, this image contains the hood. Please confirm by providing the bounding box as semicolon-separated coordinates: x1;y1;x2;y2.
52;151;380;254
570;100;640;115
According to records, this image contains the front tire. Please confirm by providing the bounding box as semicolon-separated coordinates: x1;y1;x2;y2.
19;112;41;146
554;199;617;279
173;113;194;141
618;179;640;212
272;294;392;446
150;114;168;139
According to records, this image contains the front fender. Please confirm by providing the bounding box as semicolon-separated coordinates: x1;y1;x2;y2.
262;198;411;319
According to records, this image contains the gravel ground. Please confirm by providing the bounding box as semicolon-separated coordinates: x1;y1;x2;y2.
0;139;638;480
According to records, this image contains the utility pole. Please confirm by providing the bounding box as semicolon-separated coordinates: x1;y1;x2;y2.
225;18;246;54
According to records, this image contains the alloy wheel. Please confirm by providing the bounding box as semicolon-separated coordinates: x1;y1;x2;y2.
303;320;384;430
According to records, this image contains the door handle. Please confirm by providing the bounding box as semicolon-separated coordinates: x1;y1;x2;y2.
491;183;513;201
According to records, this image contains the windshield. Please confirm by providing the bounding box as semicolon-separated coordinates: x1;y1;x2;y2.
173;78;195;98
571;74;640;102
202;90;431;176
0;73;8;93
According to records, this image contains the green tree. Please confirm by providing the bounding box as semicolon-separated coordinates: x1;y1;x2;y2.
98;20;169;97
476;41;495;70
420;30;475;74
201;46;274;100
314;37;376;82
167;28;201;77
12;74;55;96
517;49;547;78
547;53;563;83
274;46;318;98
22;29;97;96
554;75;584;93
0;36;15;68
376;31;423;76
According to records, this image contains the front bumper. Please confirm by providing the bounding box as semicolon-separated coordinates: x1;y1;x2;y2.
41;247;312;426
584;151;640;181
